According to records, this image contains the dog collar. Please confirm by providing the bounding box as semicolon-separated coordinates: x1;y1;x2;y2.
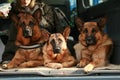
18;43;44;49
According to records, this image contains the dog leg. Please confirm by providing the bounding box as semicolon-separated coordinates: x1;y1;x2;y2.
77;58;90;68
77;49;91;68
84;45;110;72
62;56;77;67
2;50;26;69
19;60;44;68
45;63;63;69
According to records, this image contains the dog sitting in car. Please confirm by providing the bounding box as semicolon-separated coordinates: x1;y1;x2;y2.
43;27;77;69
2;9;50;69
74;17;113;72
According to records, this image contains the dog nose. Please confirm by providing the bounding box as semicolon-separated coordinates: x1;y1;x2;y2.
86;36;92;41
54;47;61;53
23;26;33;37
86;36;96;45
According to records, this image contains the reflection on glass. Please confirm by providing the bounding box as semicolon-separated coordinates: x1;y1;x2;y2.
89;0;108;6
82;0;108;8
69;0;76;11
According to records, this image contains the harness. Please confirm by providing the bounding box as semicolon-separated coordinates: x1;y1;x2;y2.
18;42;45;49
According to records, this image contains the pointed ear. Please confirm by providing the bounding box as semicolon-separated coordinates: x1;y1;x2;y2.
63;26;71;40
18;13;24;17
12;13;26;26
98;17;107;31
40;28;51;42
33;9;42;24
75;17;84;32
11;14;19;25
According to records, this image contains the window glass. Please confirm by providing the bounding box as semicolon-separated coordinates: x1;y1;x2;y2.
69;0;77;11
89;0;108;6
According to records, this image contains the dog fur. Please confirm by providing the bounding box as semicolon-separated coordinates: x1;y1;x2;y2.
74;17;113;72
2;9;50;69
43;27;77;69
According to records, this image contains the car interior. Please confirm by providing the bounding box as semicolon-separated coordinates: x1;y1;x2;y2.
0;0;120;79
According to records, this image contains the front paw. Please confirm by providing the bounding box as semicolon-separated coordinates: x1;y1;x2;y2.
53;63;63;69
46;63;63;69
77;60;87;68
2;63;17;69
84;63;94;72
2;63;8;69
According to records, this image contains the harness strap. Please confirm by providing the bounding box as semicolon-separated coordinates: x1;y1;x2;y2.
39;2;45;15
18;43;45;49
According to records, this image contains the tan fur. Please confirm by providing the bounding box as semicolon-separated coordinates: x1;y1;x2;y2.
5;48;44;68
2;11;50;69
43;27;77;69
74;17;113;72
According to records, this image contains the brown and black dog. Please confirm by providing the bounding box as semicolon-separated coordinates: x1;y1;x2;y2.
74;17;113;72
2;9;50;69
43;27;77;69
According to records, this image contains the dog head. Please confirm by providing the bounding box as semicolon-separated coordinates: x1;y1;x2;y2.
18;12;36;38
75;17;107;47
12;9;49;46
47;27;70;54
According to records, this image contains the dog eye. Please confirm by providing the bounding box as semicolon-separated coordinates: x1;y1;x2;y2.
29;21;35;27
50;39;55;44
92;29;96;33
58;38;62;43
83;28;88;33
20;22;26;27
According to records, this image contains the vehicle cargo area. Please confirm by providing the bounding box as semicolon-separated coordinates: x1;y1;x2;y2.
0;0;120;80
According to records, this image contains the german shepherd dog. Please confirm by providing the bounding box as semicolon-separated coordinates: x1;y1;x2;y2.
74;17;113;72
2;9;50;69
43;27;77;69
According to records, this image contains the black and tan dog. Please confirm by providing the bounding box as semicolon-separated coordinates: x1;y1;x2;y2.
43;27;77;69
2;9;50;69
74;17;113;72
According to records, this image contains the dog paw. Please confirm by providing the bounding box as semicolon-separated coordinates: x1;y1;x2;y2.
2;64;8;69
76;63;81;68
52;63;63;69
2;63;16;69
84;63;94;72
77;61;87;68
46;63;63;69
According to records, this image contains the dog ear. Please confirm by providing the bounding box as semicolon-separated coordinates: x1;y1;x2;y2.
33;9;42;24
11;13;26;26
63;26;71;40
18;13;24;17
40;28;51;42
97;17;107;31
11;14;20;26
75;17;84;32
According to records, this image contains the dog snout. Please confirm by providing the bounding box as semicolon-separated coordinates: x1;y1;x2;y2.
54;46;61;53
86;36;96;45
86;36;93;42
50;39;62;53
23;26;33;37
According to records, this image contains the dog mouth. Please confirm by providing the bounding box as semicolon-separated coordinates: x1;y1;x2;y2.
85;36;96;46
